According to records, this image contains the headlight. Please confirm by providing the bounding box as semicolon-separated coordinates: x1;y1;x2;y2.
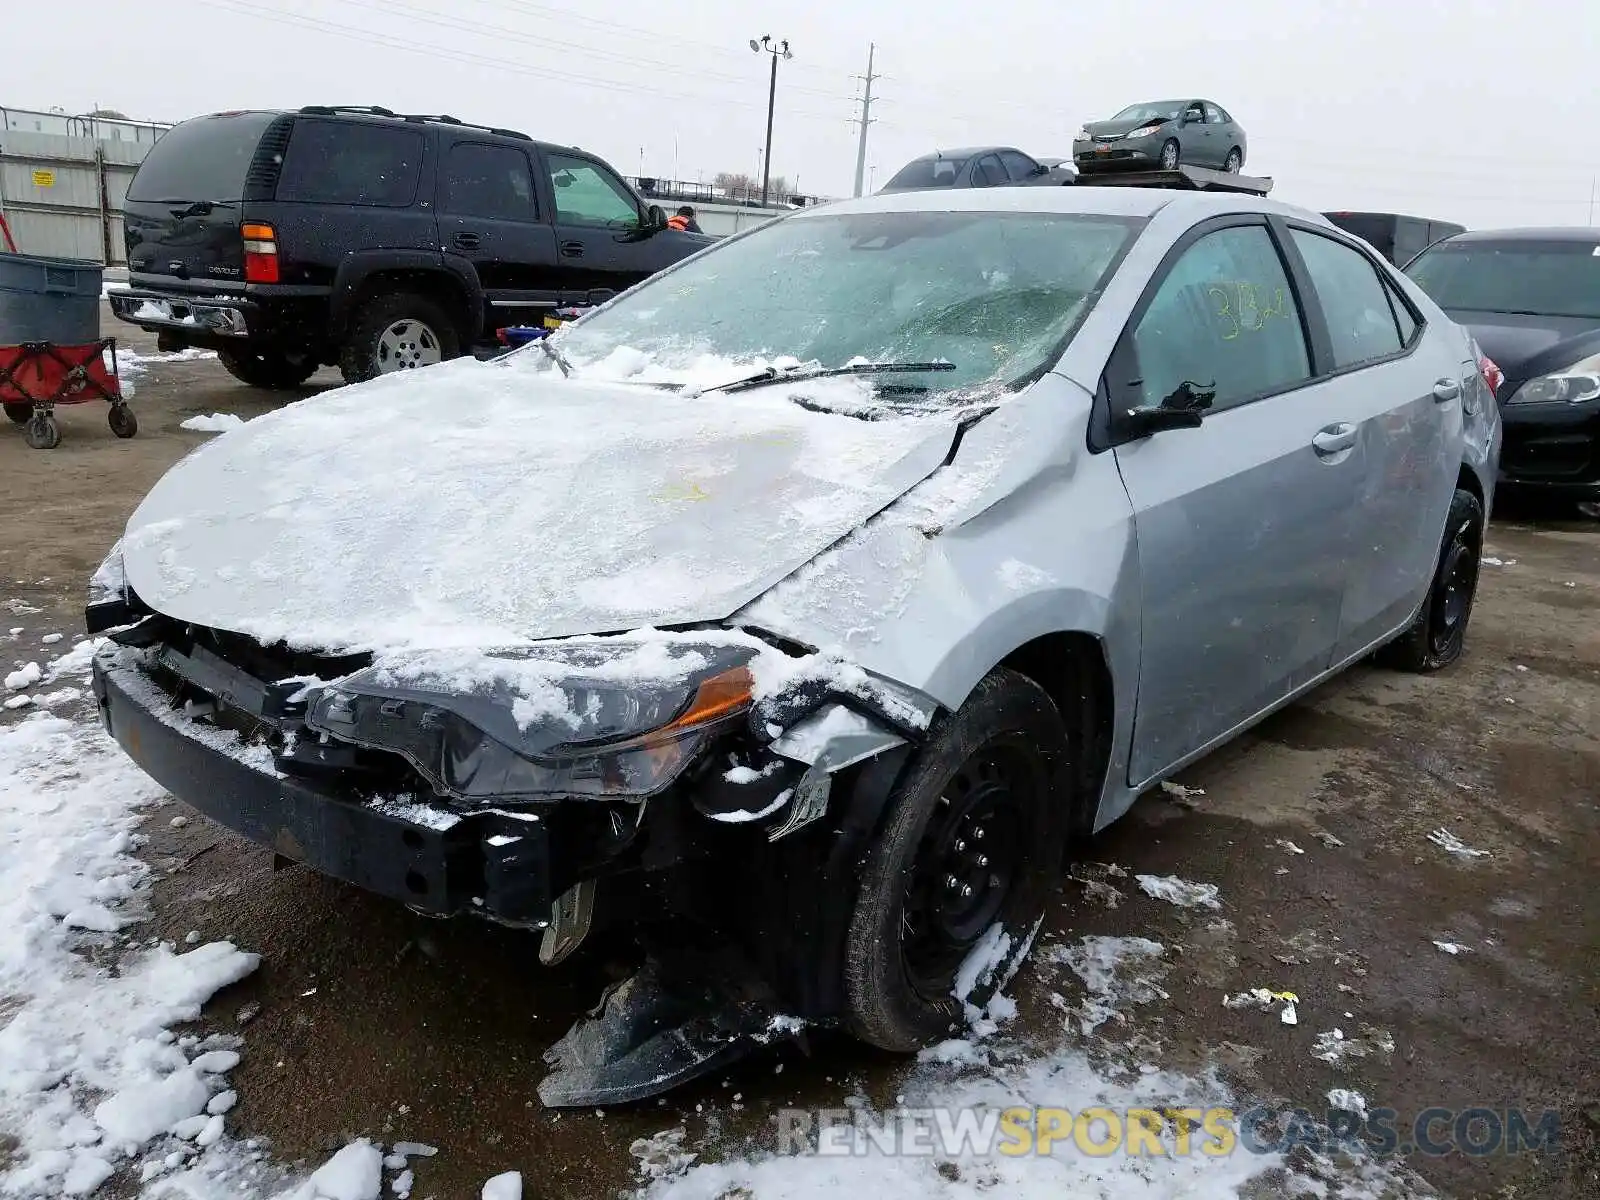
304;641;757;803
1504;351;1600;405
1075;128;1090;141
1130;123;1164;138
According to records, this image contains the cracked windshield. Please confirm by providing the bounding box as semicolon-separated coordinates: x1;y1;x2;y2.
544;210;1139;398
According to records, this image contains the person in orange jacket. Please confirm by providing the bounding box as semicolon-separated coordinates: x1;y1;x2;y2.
666;206;701;233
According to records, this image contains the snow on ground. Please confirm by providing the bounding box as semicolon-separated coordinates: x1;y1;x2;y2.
108;348;218;399
179;414;246;434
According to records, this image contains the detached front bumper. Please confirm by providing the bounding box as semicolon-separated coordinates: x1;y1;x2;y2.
91;645;553;927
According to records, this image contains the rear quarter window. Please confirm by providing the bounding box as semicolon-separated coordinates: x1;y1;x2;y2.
275;120;425;207
126;112;279;203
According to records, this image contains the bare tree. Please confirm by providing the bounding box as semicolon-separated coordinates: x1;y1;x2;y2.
713;171;790;202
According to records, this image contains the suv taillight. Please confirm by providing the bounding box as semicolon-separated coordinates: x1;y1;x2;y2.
242;222;279;283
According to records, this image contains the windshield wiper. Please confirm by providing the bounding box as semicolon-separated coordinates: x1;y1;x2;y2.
704;361;957;394
538;336;572;377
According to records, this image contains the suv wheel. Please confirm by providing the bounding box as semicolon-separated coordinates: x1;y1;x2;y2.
340;293;461;384
217;348;320;391
844;669;1070;1051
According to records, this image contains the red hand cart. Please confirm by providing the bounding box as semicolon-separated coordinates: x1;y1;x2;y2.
1;338;136;450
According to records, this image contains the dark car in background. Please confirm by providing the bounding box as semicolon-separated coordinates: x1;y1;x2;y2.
1406;227;1600;509
1075;99;1246;174
878;146;1075;193
1324;211;1465;267
109;107;713;388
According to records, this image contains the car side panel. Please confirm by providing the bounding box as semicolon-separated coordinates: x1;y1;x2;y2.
733;376;1142;808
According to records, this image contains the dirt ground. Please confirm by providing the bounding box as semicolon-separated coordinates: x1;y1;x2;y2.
1;303;1596;1199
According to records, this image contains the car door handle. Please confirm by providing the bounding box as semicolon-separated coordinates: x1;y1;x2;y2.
560;240;585;258
1311;423;1358;457
452;232;480;250
1432;377;1461;403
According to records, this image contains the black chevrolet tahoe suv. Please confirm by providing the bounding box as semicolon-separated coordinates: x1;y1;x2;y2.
111;106;714;388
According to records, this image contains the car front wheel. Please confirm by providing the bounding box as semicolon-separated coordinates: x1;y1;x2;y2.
844;668;1070;1051
1159;139;1181;170
1381;487;1485;672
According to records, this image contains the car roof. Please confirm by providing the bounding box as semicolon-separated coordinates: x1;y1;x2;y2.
1443;226;1600;243
201;106;565;149
906;146;1022;162
797;183;1315;224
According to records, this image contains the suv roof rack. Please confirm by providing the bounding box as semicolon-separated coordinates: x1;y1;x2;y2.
296;106;532;142
1080;164;1273;196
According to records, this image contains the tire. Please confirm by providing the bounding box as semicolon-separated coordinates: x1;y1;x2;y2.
339;292;461;385
217;348;320;391
4;402;30;426
1380;488;1485;672
844;668;1071;1052
24;414;60;450
108;403;138;439
1159;139;1181;170
1224;147;1243;174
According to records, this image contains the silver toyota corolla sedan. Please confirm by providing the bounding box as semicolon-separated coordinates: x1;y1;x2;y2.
86;182;1501;1106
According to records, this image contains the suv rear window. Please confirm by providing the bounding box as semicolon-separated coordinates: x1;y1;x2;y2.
126;112;279;203
276;120;425;207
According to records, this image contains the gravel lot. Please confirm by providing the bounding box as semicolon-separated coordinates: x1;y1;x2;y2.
0;303;1595;1199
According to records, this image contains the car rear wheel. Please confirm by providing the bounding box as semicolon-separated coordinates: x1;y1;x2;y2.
1381;488;1484;672
217;348;320;391
844;669;1070;1052
1159;139;1181;170
339;292;461;385
1224;147;1243;173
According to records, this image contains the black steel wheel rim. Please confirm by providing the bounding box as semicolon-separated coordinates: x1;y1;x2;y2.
1430;518;1478;655
901;737;1037;1000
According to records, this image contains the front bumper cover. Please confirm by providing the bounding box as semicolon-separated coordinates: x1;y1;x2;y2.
92;644;553;926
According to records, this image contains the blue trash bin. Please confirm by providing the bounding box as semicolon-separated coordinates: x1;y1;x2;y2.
0;252;104;345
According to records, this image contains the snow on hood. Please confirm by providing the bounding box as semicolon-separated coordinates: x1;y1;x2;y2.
120;359;957;653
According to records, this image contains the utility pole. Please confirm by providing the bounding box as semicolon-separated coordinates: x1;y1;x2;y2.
1590;176;1597;226
750;35;792;206
851;43;881;199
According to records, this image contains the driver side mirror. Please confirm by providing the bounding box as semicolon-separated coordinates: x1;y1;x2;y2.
1121;379;1215;438
647;204;667;228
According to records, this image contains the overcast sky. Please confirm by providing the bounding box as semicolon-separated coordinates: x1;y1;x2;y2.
10;0;1597;228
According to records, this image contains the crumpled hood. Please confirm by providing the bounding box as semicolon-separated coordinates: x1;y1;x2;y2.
122;359;955;653
1084;117;1170;138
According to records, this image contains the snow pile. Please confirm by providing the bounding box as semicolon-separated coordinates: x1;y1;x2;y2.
5;661;42;690
110;347;217;398
1135;873;1222;910
180;414;246;434
118;358;957;654
0;646;264;1197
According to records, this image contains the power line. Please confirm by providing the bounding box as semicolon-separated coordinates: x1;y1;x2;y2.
203;0;847;123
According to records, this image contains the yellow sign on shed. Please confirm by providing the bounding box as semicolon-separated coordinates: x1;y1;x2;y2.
31;169;55;188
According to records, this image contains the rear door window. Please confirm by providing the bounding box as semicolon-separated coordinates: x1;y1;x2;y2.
126;112;279;203
1131;223;1311;410
1290;229;1404;368
276;120;424;207
544;154;640;226
442;143;537;219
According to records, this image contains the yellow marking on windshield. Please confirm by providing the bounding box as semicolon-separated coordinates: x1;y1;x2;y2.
1207;280;1293;341
653;481;711;504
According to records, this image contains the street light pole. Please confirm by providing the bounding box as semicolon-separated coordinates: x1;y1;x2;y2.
749;35;792;206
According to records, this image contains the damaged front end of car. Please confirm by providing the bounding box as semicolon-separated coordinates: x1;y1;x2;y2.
87;553;938;1106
